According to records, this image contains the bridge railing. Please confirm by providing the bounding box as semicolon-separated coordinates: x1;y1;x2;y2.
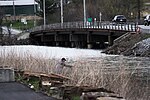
31;21;137;32
140;28;150;34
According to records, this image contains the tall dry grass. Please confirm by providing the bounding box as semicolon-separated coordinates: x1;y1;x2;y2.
0;48;149;100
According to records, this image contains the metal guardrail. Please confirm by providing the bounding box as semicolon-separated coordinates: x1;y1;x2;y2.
30;21;137;33
140;28;150;34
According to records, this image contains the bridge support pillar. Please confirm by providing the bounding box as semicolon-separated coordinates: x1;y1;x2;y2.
41;33;45;42
87;43;92;49
71;42;74;48
87;32;92;48
56;42;59;46
108;34;113;46
55;32;59;46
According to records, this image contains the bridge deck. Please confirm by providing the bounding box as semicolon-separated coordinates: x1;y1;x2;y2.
29;21;137;48
31;21;136;33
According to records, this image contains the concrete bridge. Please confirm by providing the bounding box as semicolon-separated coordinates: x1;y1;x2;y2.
30;21;137;49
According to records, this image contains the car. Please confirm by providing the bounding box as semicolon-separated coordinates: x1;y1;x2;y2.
112;15;127;23
144;14;150;26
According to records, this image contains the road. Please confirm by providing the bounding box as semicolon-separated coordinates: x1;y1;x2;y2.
138;25;150;34
0;82;58;100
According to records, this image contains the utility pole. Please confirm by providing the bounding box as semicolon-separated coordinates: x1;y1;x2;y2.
43;0;46;28
60;0;63;27
34;0;36;27
83;0;86;26
99;12;102;23
13;0;16;21
137;0;140;21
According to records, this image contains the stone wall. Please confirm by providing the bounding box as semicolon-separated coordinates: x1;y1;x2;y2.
0;68;15;82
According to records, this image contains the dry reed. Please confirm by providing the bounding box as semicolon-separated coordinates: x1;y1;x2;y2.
0;48;149;100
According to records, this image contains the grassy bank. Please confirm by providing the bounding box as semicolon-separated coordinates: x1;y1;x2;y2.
2;20;35;30
11;20;34;30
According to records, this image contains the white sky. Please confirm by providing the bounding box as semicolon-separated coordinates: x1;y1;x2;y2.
0;45;108;60
0;0;38;6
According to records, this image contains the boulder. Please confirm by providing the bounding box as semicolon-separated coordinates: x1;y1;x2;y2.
132;38;150;56
97;97;125;100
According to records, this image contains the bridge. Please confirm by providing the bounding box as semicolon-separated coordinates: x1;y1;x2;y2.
30;21;137;49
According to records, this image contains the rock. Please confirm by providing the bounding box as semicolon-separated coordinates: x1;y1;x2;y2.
103;32;150;57
80;92;123;100
132;38;150;56
96;97;125;100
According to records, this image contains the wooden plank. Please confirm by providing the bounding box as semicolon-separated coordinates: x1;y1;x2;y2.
23;71;71;80
42;80;63;86
23;71;40;77
50;73;71;80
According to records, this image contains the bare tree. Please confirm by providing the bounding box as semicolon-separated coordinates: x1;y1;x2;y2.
0;9;4;45
37;0;145;23
64;3;83;22
0;9;14;45
64;0;144;21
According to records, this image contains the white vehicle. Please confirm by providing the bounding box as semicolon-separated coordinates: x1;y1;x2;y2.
144;14;150;26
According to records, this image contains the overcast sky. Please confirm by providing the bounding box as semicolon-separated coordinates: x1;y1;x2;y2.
0;0;38;6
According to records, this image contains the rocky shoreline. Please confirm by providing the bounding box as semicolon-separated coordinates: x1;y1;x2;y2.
103;32;150;57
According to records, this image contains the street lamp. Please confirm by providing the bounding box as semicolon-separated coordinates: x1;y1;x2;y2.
60;0;63;27
99;12;102;22
13;0;16;21
43;0;46;28
83;0;86;26
34;0;36;27
137;0;140;21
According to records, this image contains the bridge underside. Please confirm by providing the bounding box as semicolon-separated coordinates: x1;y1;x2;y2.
30;29;127;49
